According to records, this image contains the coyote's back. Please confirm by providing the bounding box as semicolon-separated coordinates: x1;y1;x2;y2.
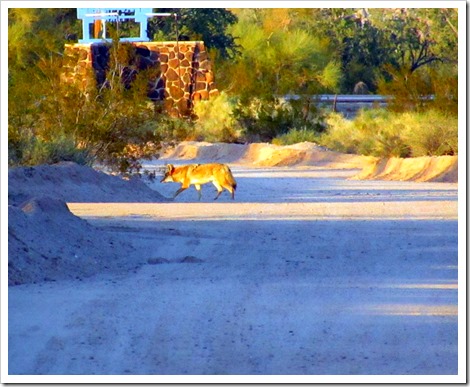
161;163;237;200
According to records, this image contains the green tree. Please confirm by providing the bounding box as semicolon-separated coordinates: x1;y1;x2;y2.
372;8;458;114
370;8;458;74
288;8;394;93
221;9;340;98
215;9;339;141
148;8;239;59
289;8;458;96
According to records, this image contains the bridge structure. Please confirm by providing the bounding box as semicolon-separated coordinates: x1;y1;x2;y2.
77;8;174;43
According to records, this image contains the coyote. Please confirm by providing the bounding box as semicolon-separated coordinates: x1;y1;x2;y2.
160;163;237;200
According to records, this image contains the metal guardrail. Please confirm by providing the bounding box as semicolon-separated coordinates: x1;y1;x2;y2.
283;94;391;119
283;94;390;103
317;95;389;103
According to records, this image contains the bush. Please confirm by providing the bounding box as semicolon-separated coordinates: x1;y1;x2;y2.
234;98;292;141
192;92;241;142
320;109;457;157
153;115;194;144
401;110;458;156
234;97;325;142
272;128;319;146
320;112;366;154
8;134;92;167
8;37;162;173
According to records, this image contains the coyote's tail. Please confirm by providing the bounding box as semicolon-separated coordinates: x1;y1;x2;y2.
224;165;237;190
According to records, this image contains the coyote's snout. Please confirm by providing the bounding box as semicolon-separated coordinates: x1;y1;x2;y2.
161;163;237;200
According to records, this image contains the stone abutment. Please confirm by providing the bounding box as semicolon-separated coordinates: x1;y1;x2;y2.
63;41;219;117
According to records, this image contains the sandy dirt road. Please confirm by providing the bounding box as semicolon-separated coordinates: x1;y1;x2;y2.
8;164;459;379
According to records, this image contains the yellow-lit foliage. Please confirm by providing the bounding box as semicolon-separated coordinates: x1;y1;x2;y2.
321;109;457;157
192;92;241;142
262;9;292;33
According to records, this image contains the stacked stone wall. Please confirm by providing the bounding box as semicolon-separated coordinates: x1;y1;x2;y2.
63;41;219;117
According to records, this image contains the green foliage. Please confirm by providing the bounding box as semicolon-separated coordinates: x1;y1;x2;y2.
321;110;412;157
8;9;78;71
378;63;458;116
215;9;339;142
272;128;319;146
234;97;325;142
320;109;457;157
148;8;239;59
219;9;340;98
372;8;458;73
8;20;161;172
308;9;393;93
233;99;287;142
320;112;365;154
400;111;458;157
371;9;458;117
287;8;458;94
8;7;460;167
152;115;194;143
8;134;92;167
66;39;162;172
192;93;241;142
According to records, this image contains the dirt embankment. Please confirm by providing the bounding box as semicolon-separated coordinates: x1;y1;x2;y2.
163;141;458;183
163;141;372;169
8;162;168;285
352;155;458;183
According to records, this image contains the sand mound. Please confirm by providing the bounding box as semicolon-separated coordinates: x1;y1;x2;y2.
8;161;168;206
8;162;170;285
352;155;458;183
163;141;371;169
8;197;135;285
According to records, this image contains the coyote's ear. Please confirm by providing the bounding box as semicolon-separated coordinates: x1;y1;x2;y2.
166;164;175;173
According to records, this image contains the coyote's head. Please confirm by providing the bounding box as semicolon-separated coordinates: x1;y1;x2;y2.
160;164;175;183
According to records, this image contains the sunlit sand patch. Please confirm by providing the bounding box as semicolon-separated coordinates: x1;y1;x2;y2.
68;200;457;222
388;283;457;290
357;304;457;317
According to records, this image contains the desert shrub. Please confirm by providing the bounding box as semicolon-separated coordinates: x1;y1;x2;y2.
31;136;91;166
234;98;293;141
372;131;411;158
320;109;457;157
153;115;195;143
401;110;458;156
320;112;367;155
192;92;241;142
352;110;411;157
321;110;404;156
272;128;319;146
8;134;92;167
8;35;163;173
234;97;325;142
